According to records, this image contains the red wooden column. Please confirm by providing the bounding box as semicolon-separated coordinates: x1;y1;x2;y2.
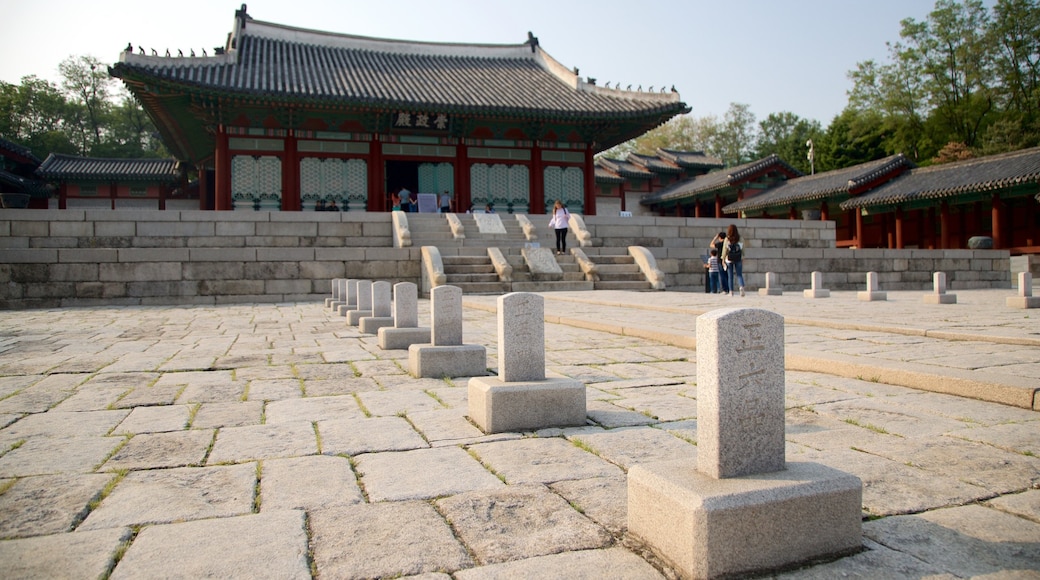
925;207;936;249
158;184;167;211
820;201;829;221
619;181;627;213
110;181;117;210
940;202;951;249
991;193;1003;249
198;165;209;210
368;138;384;211
788;205;797;220
855;209;864;248
583;147;596;216
894;207;904;249
714;194;723;218
214;125;231;211
455;142;470;213
694;200;702;218
529;142;543;214
58;183;67;209
283;132;299;211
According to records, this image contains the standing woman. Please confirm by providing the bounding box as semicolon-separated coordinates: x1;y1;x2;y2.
549;200;570;255
720;224;746;296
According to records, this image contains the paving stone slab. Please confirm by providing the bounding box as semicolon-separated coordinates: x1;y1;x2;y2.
776;538;957;579
111;509;310;580
207;420;317;464
265;395;365;423
79;463;256;530
371;375;452;391
586;400;657;428
301;377;381;397
0;435;124;477
356;389;445;416
864;504;1040;576
355;446;504;501
468;437;623;484
319;415;429;456
567;426;697;470
0;526;131;580
294;363;363;380
113;404;191;434
354;359;409;378
0;409;130;439
435;483;612;565
454;546;664;579
0;375;81;414
260;455;363;511
50;386;129;412
191;400;263;429
309;501;472;578
235;366;296;381
854;435;1040;494
112;383;183;409
586;377;687;391
946;421;1040;456
407;408;490;444
247;378;303;401
811;398;970;439
613;392;697;422
985;489;1040;524
0;472;114;538
549;475;629;536
101;429;214;471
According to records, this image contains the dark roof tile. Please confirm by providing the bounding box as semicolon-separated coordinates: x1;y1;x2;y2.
640;155;802;205
656;148;723;169
37;154;181;182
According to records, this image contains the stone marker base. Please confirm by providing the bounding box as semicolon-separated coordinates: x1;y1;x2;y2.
325;298;337;308
628;460;862;580
468;375;586;433
347;309;372;326
758;288;783;296
359;317;395;334
377;327;431;350
857;291;887;301
924;294;958;304
803;289;830;298
1006;296;1040;309
408;344;486;378
337;304;356;316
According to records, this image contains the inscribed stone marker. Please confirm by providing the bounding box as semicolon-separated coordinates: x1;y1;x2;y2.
393;282;418;328
431;285;463;346
372;281;391;317
498;293;545;383
347;280;358;307
357;281;372;311
696;308;785;479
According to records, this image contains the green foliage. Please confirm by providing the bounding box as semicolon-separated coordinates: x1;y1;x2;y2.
754;111;823;174
1;55;165;160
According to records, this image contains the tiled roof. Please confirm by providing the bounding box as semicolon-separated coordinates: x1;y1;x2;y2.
37;154;181;182
656;148;724;170
597;157;653;179
627;153;683;174
725;154;912;213
0;169;50;196
0;137;42;166
640;155;803;205
841;147;1040;210
111;13;687;122
594;166;624;184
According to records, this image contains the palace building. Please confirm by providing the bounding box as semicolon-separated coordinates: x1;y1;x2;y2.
110;5;688;214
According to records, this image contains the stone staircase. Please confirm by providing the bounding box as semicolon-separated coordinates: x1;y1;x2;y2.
405;212;656;294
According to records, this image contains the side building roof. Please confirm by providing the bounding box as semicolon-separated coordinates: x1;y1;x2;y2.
725;154;913;215
655;148;724;171
37;154;181;183
841;146;1040;212
640;154;803;206
0;137;42;168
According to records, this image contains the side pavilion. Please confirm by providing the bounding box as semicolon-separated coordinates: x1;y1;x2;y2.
110;5;688;215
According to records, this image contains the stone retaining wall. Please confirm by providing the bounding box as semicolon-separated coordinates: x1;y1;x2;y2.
0;210;1011;309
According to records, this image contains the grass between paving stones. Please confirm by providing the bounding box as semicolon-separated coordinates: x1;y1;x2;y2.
260;401;267;424
185;403;200;428
312;421;323;454
295;378;306;397
0;478;17;496
348;362;362;378
95;436;132;470
198;429;219;466
253;461;263;513
69;469;128;533
397;412;431;445
303;512;319;578
345;455;371;502
1;438;25;456
240;382;251;402
465;447;506;483
843;418;895;436
353;393;372;417
424;388;449;408
100;526;140;580
657;425;697;446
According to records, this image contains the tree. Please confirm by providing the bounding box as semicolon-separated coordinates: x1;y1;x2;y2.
712;103;757;167
987;0;1040;149
816;108;890;171
58;55;114;155
754;112;823;174
0;76;78;157
598;114;720;159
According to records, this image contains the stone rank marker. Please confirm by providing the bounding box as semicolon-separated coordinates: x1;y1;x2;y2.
628;307;862;579
803;270;830;298
377;282;431;350
347;280;372;326
1007;272;1040;309
858;271;887;302
758;271;783;296
338;279;358;317
359;281;395;334
469;293;585;434
408;285;486;378
924;271;957;304
326;278;343;309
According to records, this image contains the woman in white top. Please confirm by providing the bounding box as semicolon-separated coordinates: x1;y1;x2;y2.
549;200;570;255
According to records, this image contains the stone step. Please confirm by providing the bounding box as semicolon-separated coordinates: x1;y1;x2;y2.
445;265;496;274
451;281;512;294
442;256;491;266
510;280;595;292
591;256;636;265
446;273;500;283
594;280;653;291
596;264;641;275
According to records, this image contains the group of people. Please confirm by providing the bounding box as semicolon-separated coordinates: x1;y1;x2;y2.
705;225;746;296
313;199;341;211
390;189;455;213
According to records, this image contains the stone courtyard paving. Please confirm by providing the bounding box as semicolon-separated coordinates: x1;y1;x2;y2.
0;291;1037;579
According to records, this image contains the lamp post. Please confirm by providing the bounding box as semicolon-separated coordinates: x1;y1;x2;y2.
806;139;815;175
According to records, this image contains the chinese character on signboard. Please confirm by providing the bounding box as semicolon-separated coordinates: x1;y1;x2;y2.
393;111;450;132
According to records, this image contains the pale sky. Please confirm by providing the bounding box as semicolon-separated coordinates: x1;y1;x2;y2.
1;0;947;125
